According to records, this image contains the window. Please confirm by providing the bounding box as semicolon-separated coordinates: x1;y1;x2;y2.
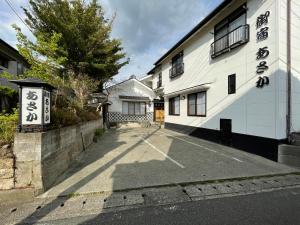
169;51;184;78
17;63;24;75
169;96;180;115
188;92;206;116
228;74;236;94
0;56;9;68
211;5;248;58
122;101;146;115
157;72;162;88
214;5;246;41
172;51;183;67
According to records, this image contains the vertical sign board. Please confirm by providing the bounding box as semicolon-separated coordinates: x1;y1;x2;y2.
21;87;43;125
11;78;55;132
43;90;51;124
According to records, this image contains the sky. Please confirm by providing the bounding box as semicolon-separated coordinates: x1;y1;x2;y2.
0;0;222;82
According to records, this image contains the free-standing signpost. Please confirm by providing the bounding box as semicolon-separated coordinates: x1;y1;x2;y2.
10;78;55;132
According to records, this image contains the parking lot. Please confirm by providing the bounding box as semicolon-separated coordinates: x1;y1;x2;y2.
40;127;297;198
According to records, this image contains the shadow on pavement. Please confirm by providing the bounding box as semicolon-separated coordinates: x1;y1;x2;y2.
13;128;160;224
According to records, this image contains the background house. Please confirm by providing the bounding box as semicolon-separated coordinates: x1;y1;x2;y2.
105;75;156;126
0;39;29;112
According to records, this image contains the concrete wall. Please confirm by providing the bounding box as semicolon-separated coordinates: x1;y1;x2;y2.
13;119;103;194
155;0;289;140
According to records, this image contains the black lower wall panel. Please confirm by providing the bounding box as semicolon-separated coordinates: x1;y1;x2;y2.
164;122;287;161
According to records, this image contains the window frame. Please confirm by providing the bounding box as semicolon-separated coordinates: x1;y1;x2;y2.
228;74;236;94
187;91;207;117
170;51;184;79
172;51;184;67
17;62;24;76
157;72;162;88
169;96;180;116
214;4;247;42
122;101;147;115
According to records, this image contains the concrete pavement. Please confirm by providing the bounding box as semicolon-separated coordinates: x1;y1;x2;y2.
2;174;300;224
39;127;298;198
2;127;299;224
32;187;300;225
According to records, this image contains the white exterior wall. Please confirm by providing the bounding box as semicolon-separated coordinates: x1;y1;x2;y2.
278;0;300;133
8;61;18;75
152;73;159;90
162;0;286;140
107;79;156;113
152;71;166;91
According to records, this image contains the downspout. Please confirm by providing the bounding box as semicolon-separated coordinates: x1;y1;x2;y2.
287;0;292;142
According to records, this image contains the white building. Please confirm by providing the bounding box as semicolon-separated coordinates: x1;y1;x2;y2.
105;76;156;125
148;0;300;160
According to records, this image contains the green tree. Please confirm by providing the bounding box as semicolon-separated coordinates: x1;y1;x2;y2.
23;0;128;90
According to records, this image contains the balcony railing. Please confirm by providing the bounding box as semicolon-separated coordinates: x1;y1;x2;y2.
169;63;184;79
211;24;249;58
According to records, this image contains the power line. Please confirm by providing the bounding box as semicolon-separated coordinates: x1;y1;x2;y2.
4;0;33;33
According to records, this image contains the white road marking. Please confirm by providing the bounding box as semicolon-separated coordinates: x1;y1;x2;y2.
141;137;185;169
158;130;243;163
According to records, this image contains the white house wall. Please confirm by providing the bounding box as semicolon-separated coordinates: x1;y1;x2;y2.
160;0;283;140
152;73;160;90
278;0;300;133
108;79;156;113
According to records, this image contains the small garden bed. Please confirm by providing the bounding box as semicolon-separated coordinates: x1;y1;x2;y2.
0;109;18;156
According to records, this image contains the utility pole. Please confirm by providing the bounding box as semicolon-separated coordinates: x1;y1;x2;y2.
287;0;292;141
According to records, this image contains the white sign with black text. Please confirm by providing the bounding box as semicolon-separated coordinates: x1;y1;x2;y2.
43;90;51;124
21;87;43;125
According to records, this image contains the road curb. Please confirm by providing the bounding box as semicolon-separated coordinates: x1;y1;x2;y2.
41;172;300;199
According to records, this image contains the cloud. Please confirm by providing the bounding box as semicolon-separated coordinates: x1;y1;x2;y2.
100;0;223;80
0;0;34;47
0;0;223;81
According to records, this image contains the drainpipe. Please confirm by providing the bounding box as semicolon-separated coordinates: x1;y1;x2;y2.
287;0;292;142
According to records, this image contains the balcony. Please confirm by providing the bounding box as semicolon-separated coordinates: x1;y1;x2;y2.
211;24;249;59
169;63;184;79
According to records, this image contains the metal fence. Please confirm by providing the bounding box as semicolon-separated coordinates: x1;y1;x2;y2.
211;24;249;58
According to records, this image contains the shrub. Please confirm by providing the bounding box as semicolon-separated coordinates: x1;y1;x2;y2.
51;107;100;129
77;109;100;122
51;108;81;128
0;86;18;113
0;109;18;147
95;128;104;137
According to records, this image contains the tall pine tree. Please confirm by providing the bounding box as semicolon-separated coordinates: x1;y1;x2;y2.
23;0;128;91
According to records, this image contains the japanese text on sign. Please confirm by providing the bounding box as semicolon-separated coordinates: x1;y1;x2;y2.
256;11;271;88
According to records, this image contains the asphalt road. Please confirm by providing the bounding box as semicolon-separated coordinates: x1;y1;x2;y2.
36;187;300;225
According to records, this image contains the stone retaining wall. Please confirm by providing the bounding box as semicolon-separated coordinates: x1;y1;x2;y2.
0;156;14;190
12;118;102;194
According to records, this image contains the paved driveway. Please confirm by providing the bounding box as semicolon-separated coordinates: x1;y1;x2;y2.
40;127;297;198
